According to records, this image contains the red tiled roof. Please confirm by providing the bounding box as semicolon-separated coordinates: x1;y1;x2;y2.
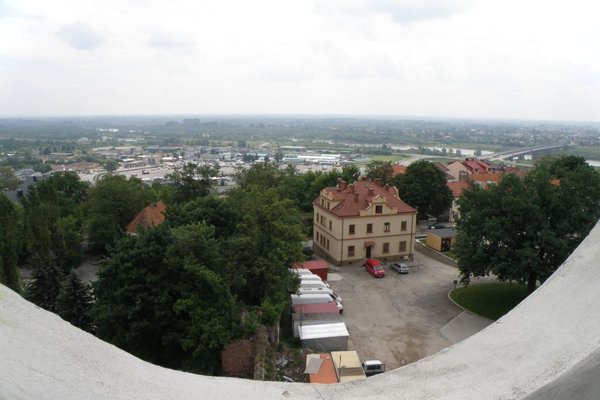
463;159;493;173
447;181;470;198
125;201;166;233
317;177;416;217
392;164;407;176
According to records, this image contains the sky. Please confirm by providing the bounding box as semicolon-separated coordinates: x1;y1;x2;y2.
0;0;599;121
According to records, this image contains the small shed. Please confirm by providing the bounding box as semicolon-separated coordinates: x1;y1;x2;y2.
330;351;367;382
293;303;340;338
426;228;457;252
301;260;329;281
299;322;349;352
305;354;338;384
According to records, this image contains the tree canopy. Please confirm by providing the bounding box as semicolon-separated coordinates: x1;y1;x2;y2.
86;174;154;252
393;160;452;218
165;162;218;203
92;225;240;374
455;156;600;293
0;192;22;292
366;160;394;184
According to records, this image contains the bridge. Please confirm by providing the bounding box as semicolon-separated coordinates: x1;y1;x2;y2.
3;221;600;399
489;144;564;160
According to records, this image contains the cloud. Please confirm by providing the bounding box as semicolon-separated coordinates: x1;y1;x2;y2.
147;31;193;53
57;22;104;50
316;0;471;23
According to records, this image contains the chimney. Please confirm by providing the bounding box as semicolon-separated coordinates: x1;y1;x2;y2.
384;183;390;192
348;184;354;193
374;178;382;187
367;187;374;196
337;178;347;191
354;192;359;202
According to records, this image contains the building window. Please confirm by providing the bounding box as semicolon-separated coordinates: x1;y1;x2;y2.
320;215;324;225
321;198;324;206
375;205;383;214
349;224;355;235
384;222;390;232
401;221;407;231
348;246;355;257
383;243;390;253
399;241;407;252
326;239;330;250
329;221;332;231
327;201;330;209
315;212;319;222
366;223;373;234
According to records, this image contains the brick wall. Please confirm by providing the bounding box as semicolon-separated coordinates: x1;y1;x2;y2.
221;339;256;378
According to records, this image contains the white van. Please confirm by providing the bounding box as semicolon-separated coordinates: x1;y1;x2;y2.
291;293;344;313
362;360;385;376
291;268;314;276
297;287;342;302
299;281;329;290
299;275;323;282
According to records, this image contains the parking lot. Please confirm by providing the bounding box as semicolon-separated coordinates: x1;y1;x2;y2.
327;251;465;370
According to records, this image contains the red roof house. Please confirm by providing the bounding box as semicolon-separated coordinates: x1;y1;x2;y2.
125;201;167;234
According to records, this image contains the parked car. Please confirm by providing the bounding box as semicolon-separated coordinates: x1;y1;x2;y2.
391;262;409;274
362;360;386;377
364;258;385;278
428;223;447;230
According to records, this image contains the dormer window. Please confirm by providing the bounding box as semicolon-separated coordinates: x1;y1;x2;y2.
375;205;383;214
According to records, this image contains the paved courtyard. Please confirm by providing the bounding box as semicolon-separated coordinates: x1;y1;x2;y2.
327;250;486;370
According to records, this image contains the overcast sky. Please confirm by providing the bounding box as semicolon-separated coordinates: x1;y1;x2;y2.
1;0;599;121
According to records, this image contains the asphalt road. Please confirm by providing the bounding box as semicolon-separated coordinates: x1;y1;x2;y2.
327;251;465;370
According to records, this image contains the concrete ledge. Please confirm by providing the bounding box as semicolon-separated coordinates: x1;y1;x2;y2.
4;222;600;399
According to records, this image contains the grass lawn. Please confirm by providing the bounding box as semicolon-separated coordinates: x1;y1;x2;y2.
450;283;529;321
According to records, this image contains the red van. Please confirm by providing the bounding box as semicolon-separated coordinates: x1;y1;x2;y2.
364;259;385;278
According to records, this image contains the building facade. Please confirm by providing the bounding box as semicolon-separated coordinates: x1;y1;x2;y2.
313;177;417;265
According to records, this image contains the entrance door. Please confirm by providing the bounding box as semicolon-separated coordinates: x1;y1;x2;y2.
366;245;372;258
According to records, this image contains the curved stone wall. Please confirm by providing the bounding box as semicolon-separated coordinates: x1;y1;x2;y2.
2;223;600;399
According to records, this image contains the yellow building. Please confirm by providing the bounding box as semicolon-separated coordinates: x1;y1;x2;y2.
313;177;417;265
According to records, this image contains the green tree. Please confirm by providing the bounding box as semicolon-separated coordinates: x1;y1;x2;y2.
366;160;394;184
22;172;88;273
86;175;153;252
25;252;63;312
103;159;119;173
166;162;218;203
274;150;284;163
393;160;452;218
455;156;600;294
341;164;361;183
93;225;239;374
0;166;21;190
0;193;22;292
166;195;238;239
56;270;94;332
234;162;282;189
226;187;304;306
